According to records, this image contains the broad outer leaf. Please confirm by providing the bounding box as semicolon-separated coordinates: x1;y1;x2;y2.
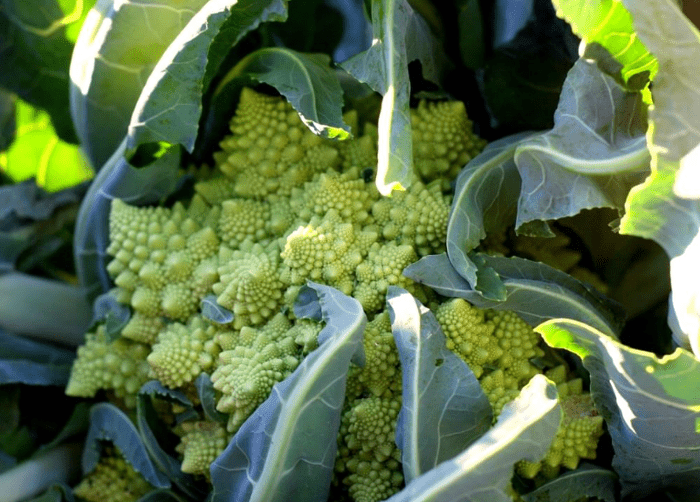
210;283;366;502
385;374;561;502
0;0;92;143
213;48;350;139
386;287;491;483
618;0;700;356
446;132;536;300
341;0;444;195
70;0;208;169
82;402;170;488
538;319;700;499
551;0;657;85
73;138;181;301
522;463;617;502
404;253;625;336
514;58;650;228
127;0;288;155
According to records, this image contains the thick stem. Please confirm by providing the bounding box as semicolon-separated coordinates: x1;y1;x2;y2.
0;443;82;502
0;273;92;347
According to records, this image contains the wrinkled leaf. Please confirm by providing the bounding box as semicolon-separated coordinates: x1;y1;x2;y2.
446;132;536;300
404;253;625;336
385;374;561;502
25;482;75;502
214;48;350;139
0;329;74;386
0;100;92;191
514;58;650;228
201;295;233;325
73;139;181;301
538;319;700;499
341;0;444;195
386;287;491;483
195;373;228;424
127;0;288;157
522;463;617;502
551;0;657;85
70;0;208;169
0;0;93;143
136;490;188;502
618;0;700;356
83;402;170;488
211;283;366;502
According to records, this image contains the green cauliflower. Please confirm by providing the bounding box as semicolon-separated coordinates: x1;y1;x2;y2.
66;86;607;501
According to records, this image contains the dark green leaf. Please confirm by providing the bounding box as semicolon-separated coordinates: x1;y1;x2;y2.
0;330;75;385
0;0;94;143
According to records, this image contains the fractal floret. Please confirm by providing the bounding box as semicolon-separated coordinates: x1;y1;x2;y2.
65;86;605;502
73;448;153;502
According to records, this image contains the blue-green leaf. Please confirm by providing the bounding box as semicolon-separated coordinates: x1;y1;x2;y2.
446;132;536;300
213;48;350;139
404;253;625;336
201;295;233;325
69;0;209;169
537;319;700;499
385;374;561;502
522;463;617;502
83;402;169;488
126;0;288;157
136;382;206;501
0;329;75;385
195;373;228;424
386;287;491;483
513;58;649;229
341;0;444;195
210;283;366;502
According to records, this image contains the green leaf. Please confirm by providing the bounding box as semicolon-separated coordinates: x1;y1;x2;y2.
514;58;650;228
0;0;94;143
446;132;536;300
83;402;170;488
551;0;657;85
214;48;350;139
617;0;700;357
126;0;288;157
0;100;92;191
537;319;700;499
69;0;209;169
404;253;626;336
385;375;561;502
341;0;444;195
386;287;492;483
521;463;617;502
211;283;366;502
